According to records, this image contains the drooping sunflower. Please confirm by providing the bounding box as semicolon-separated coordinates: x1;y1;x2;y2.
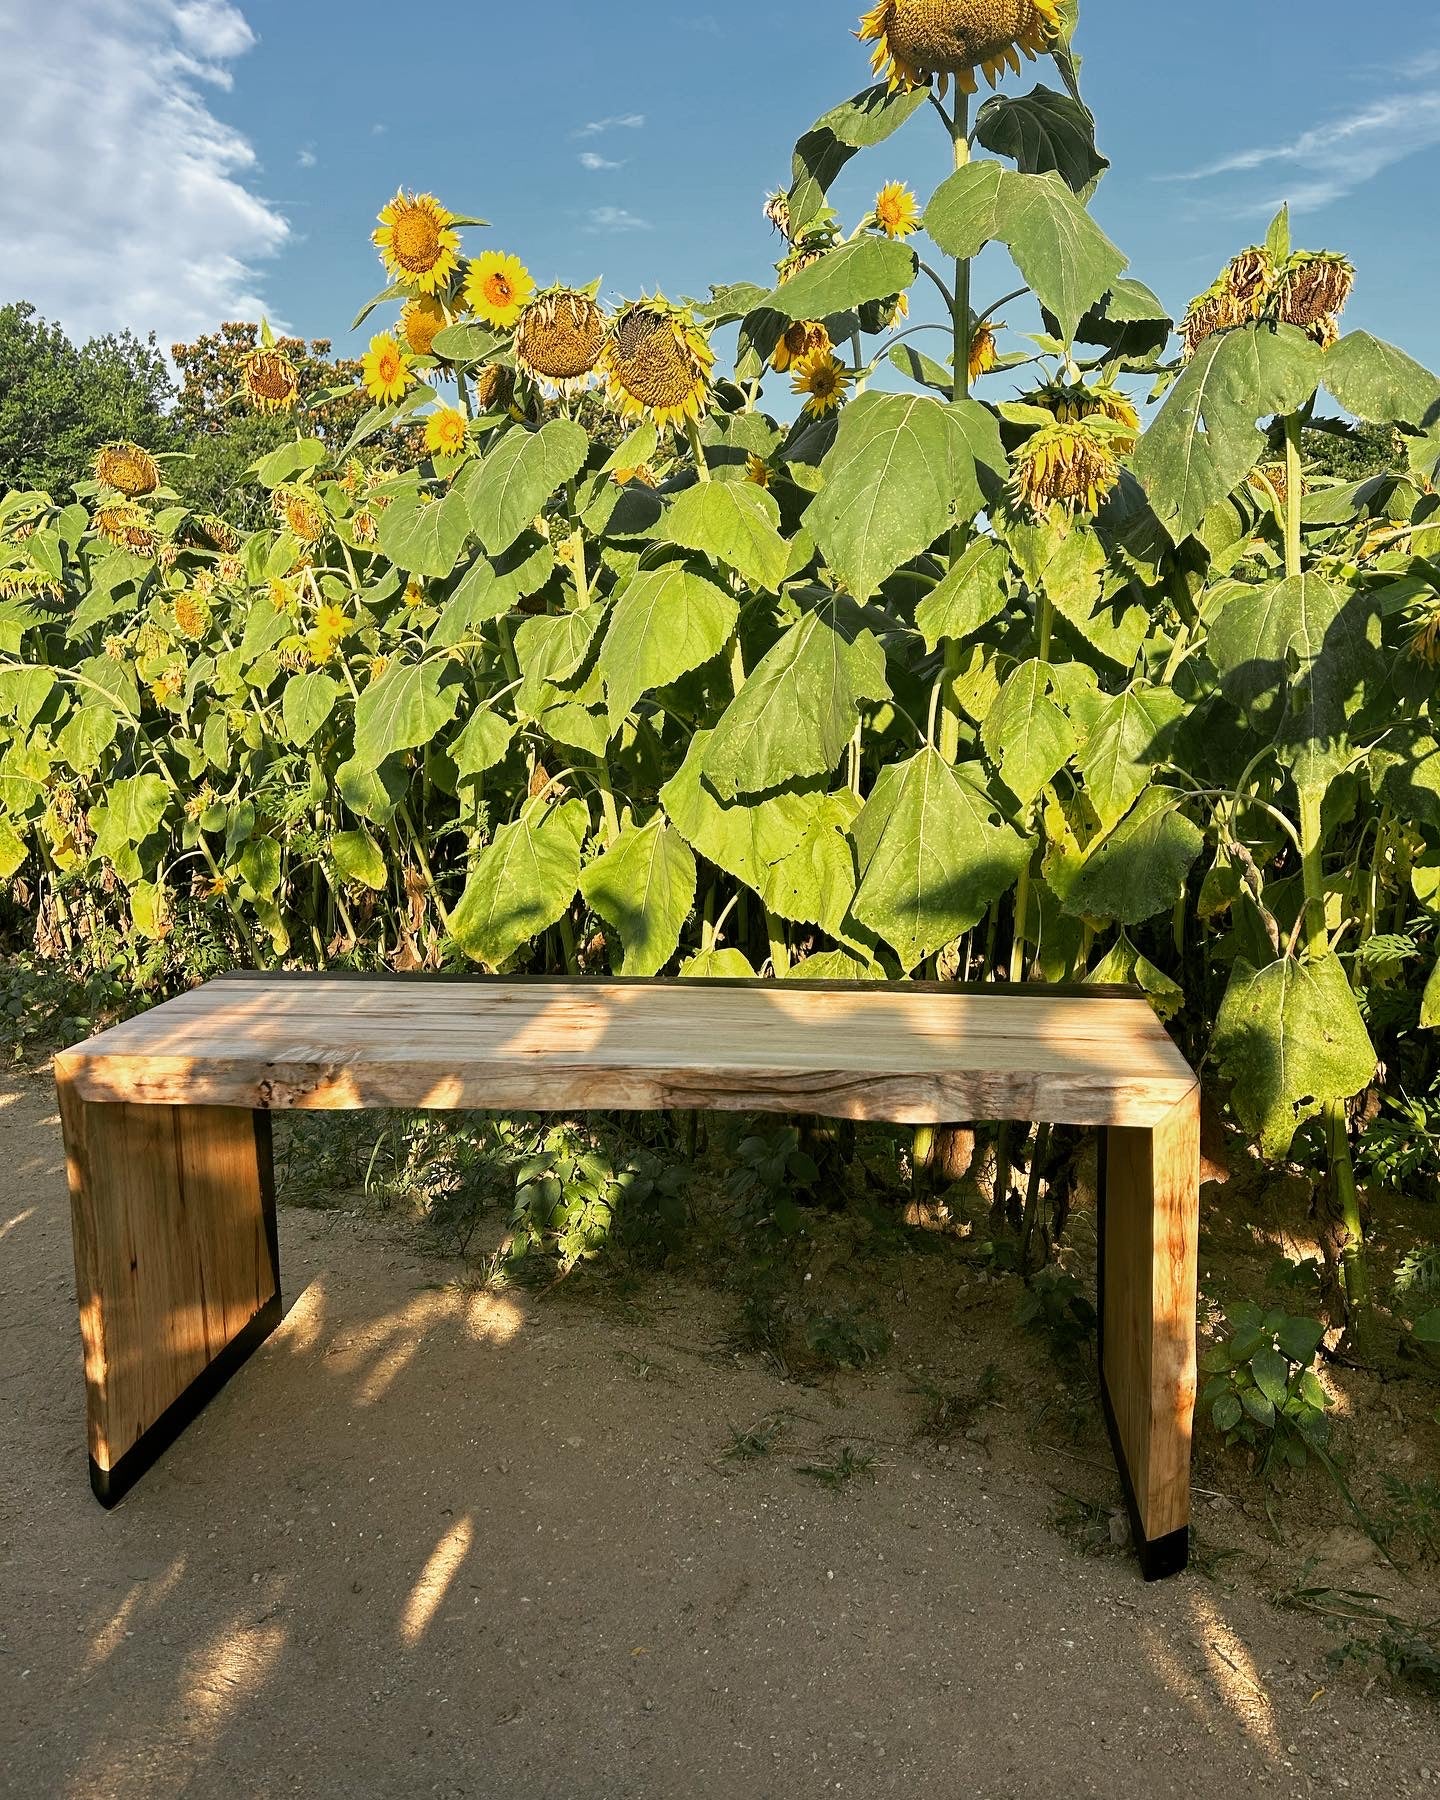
361;333;415;405
0;557;62;601
174;591;210;641
858;0;1063;95
600;296;715;432
764;190;793;241
1034;378;1140;453
464;252;536;329
240;345;300;414
514;287;607;388
792;348;853;419
873;181;921;239
473;363;517;414
274;484;328;544
400;295;448;359
373;192;461;295
1011;417;1122;517
187;513;240;553
424;406;470;458
94;442;160;498
93;501;159;554
968;320;1001;382
1273;251;1354;332
1180;247;1276;358
771;319;832;374
1247;462;1291;510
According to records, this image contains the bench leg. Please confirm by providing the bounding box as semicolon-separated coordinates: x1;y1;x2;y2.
1098;1092;1200;1580
56;1082;280;1508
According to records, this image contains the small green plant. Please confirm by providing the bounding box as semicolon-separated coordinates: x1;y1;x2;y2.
1051;1491;1122;1558
508;1124;683;1274
1200;1303;1331;1475
1016;1267;1097;1365
797;1445;875;1489
1394;1244;1440;1304
723;1126;819;1237
719;1414;786;1463
1357;1082;1440;1194
1375;1475;1440;1565
803;1304;891;1371
910;1363;1003;1443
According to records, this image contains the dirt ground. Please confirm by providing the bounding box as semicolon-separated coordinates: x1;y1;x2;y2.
2;1066;1438;1800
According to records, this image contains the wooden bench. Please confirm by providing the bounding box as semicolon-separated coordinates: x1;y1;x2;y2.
54;974;1201;1580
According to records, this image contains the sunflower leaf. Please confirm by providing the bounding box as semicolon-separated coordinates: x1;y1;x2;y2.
759;239;917;323
598;564;738;732
789;83;931;234
352;659;461;771
450;797;587;970
1064;788;1203;925
579;817;697;977
376;486;472;579
974;87;1108;196
661;482;789;593
1322;332;1440;431
460;419;590;558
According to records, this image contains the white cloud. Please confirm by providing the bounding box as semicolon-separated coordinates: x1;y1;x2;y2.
576;113;645;138
586;206;651;233
0;0;288;349
1166;87;1440;215
298;145;317;169
579;151;621;171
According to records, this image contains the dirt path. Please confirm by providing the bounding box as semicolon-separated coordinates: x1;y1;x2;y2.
1;1067;1436;1799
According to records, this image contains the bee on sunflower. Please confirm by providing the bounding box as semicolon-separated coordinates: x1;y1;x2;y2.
1011;415;1125;517
792;348;853;419
94;442;160;498
465;253;536;330
374;192;462;295
859;0;1063;97
771;320;832;374
514;286;608;391
361;333;415;405
600;296;715;433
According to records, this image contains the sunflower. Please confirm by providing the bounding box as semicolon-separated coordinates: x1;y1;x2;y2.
464;252;536;329
1274;251;1354;331
1012;417;1122;516
473;363;516;414
968;320;1001;382
611;464;658;488
94;442;160;498
240;346;300;414
792;348;853;419
764;190;793;240
873;181;921;239
1035;378;1139;453
351;509;379;546
514;287;607;388
858;0;1063;96
174;591;210;641
424;406;470;458
600;296;715;431
400;295;448;358
373;192;461;295
188;513;240;553
0;558;62;600
771;319;832;373
1406;594;1440;667
1180;247;1276;357
274;484;328;543
361;333;415;405
745;454;772;489
93;501;158;553
1247;462;1291;509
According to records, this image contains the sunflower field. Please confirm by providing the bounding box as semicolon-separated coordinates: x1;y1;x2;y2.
3;0;1440;1345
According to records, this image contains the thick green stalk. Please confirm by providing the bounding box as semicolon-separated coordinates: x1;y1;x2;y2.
1007;591;1053;983
938;95;973;768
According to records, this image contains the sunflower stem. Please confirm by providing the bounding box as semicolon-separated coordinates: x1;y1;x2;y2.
685;417;711;483
1284;414;1304;580
938;93;973;769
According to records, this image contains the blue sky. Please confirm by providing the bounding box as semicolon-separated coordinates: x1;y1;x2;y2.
3;0;1439;387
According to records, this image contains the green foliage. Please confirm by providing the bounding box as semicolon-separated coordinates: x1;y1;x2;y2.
1015;1266;1097;1363
1200;1302;1332;1475
506;1122;684;1273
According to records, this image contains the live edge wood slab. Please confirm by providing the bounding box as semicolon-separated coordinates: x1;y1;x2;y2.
54;973;1201;1580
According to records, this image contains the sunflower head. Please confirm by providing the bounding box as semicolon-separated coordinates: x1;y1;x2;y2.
473;363;517;414
240;346;300;414
187;513;240;553
0;557;63;601
1274;251;1355;331
968;320;1001;382
174;591;210;641
274;484;327;544
600;296;715;431
1225;247;1277;319
745;453;772;488
1179;287;1233;359
792;347;853;419
400;295;448;358
1011;416;1123;517
764;190;794;241
351;509;379;546
514;287;608;388
1247;462;1291;510
94;442;160;498
361;333;415;406
93;501;158;553
424;405;470;459
374;192;461;295
464;252;536;329
771;319;832;374
858;0;1063;96
873;181;921;239
1033;378;1139;452
777;216;841;285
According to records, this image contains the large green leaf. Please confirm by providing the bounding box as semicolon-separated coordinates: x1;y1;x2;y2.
579;816;697;976
805;393;989;602
281;671;339;748
598;564;738;731
1213;955;1377;1158
352;660;461;771
432;536;555;641
461;419;589;558
91;774;169;871
1064;788;1203;924
982;660;1076;805
700;596;890;798
450;706;515;780
915;538;1010;650
850;746;1031;973
1132;325;1321;543
661;731;860;936
376;486;471;578
760;238;917;323
450;797;587;969
0;817;27;880
662;482;789;593
514;608;605;688
1322;333;1440;430
924;165;1127;341
789;83;930;232
974;87;1107;194
1078;683;1185;831
330;829;388;892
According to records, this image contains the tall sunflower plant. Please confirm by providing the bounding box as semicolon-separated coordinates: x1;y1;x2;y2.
3;0;1440;1348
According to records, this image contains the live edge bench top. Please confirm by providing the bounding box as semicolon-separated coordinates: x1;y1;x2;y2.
55;975;1197;1129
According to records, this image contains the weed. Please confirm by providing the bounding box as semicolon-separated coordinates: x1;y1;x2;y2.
797;1445;876;1489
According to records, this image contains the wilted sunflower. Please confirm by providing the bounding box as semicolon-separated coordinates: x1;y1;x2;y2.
93;501;159;553
1012;417;1122;516
465;252;536;329
514;287;607;388
274;484;327;544
400;295;448;358
764;190;793;240
600;297;715;431
424;406;470;458
968;320;1001;382
373;192;461;295
771;319;832;373
1274;251;1354;331
240;345;300;414
1406;594;1440;667
473;363;516;413
859;0;1062;95
94;442;160;498
1180;247;1275;357
792;348;853;419
361;333;415;405
0;558;62;600
351;509;379;547
174;591;210;641
187;513;240;553
873;181;921;239
1036;378;1140;453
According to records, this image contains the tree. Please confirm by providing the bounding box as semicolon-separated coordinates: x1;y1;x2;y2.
0;302;178;499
